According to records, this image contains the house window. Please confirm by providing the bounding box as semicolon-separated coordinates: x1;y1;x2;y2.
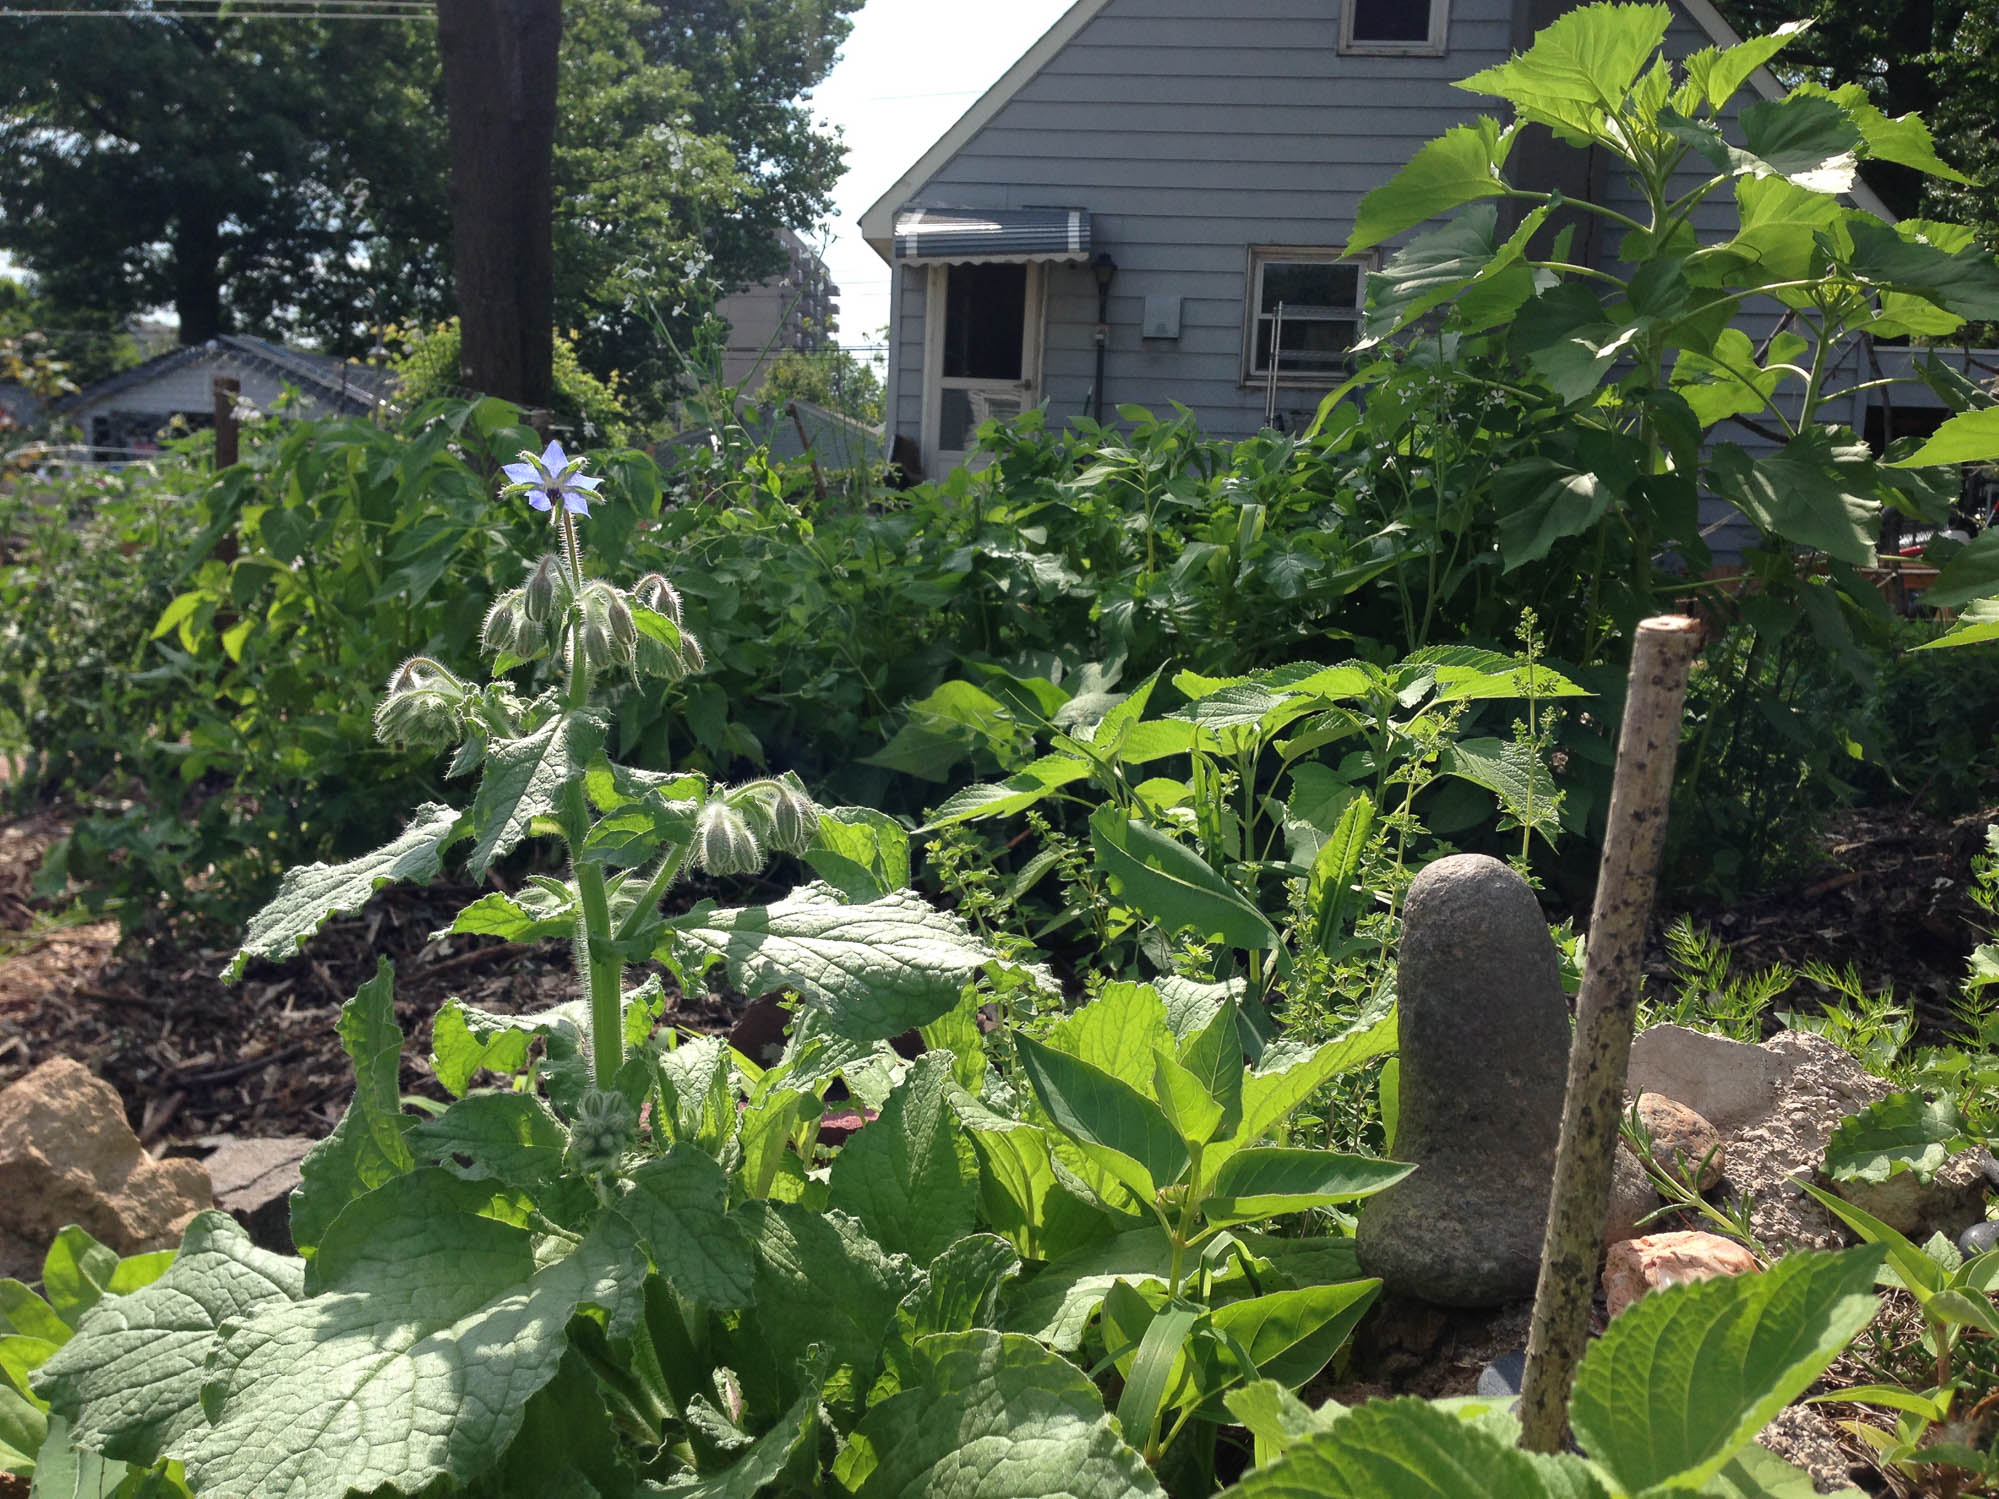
1244;249;1368;384
1342;0;1449;53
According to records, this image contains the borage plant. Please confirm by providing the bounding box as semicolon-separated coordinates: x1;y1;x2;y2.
30;443;1162;1499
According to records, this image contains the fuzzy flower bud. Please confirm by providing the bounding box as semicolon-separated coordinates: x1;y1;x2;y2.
694;798;763;877
565;1088;633;1175
631;572;684;625
575;581;636;672
522;554;565;623
730;776;818;856
373;657;468;748
481;588;546;661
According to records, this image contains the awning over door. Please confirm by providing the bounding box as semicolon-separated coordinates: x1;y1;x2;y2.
892;207;1091;264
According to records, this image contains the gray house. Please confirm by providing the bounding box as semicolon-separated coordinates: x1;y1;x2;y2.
862;0;1927;484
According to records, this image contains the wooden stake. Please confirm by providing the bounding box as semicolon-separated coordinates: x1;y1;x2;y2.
1518;614;1702;1453
212;375;241;469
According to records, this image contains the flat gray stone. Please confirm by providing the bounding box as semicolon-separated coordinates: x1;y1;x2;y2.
1357;855;1571;1307
197;1135;315;1252
1626;1025;1778;1132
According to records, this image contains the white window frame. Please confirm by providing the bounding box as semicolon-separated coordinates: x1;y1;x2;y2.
1340;0;1450;56
1241;246;1372;388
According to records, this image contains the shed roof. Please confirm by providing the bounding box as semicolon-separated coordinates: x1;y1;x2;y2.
62;333;397;416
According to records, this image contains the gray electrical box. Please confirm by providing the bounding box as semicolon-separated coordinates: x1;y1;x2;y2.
1142;295;1182;340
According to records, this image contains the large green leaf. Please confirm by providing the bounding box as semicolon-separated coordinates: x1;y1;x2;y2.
1232;1012;1399;1150
1568;1245;1886;1494
1347;120;1514;256
1841;219;1999;320
665;883;1044;1042
1707;435;1881;567
224;803;460;981
1208;1281;1382;1392
1004;1229;1180;1352
833;1331;1163;1498
1735;93;1860;194
1216;1394;1557;1498
34;1213;303;1466
1456;1;1672;139
1088;808;1279;953
23;1413;131;1499
1888;406;1999;468
732;1202;919;1415
468;712;603;878
922;754;1092;831
1679;25;1808;113
952;1103;1117;1266
1014;1034;1189;1205
289;959;415;1256
188;1172;643;1499
1824;1092;1969;1184
1044;980;1176;1098
1359;208;1508;343
828;1053;979;1266
1204;1149;1413;1229
407;1091;567;1190
1924;528;1999;609
666;1383;821;1499
805;807;912;903
1492;459;1614;570
617;1148;757;1308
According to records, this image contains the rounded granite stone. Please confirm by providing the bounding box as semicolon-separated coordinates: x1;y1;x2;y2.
1356;854;1572;1307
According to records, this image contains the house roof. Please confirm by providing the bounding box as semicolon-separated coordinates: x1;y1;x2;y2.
858;0;1894;259
62;333;397;416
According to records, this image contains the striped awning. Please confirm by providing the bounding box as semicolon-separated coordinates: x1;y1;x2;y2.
892;207;1091;264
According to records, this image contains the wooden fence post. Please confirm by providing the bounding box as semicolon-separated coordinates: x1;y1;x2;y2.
1517;614;1703;1452
212;376;241;469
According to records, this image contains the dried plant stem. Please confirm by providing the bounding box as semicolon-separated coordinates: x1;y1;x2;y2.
1518;615;1702;1453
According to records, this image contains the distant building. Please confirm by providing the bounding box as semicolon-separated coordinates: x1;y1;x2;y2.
58;334;395;458
715;228;840;393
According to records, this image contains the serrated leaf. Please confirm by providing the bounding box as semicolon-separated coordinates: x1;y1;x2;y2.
1888;406;1999;468
827;1054;978;1266
1824;1091;1968;1184
1456;0;1672;139
732;1202;918;1416
1735;93;1859;194
224;804;460;981
1568;1245;1886;1494
468;713;602;878
189;1171;642;1499
1215;1393;1553;1497
33;1213;303;1466
406;1091;568;1188
1841;219;1999;321
832;1330;1163;1498
289;959;415;1256
665;883;1043;1042
1708;434;1881;568
617;1148;756;1309
805;807;912;903
436;883;578;943
1348;119;1515;257
1233;1010;1399;1149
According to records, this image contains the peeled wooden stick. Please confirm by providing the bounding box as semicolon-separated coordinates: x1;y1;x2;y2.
1518;615;1702;1453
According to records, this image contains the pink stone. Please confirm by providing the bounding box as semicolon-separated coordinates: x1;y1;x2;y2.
1602;1230;1760;1318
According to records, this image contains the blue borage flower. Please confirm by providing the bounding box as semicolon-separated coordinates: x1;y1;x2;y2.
502;439;604;516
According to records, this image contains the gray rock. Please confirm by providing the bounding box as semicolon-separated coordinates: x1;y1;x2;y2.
1961;1220;1999;1258
1605;1145;1663;1246
1626;1025;1778;1132
1834;1150;1994;1245
197;1135;315;1253
1357;855;1571;1307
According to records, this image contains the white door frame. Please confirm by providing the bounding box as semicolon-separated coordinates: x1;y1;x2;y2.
920;261;1046;474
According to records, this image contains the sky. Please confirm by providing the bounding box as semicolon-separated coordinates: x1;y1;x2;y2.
808;0;1075;355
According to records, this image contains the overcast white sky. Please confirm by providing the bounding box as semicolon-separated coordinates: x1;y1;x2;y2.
808;0;1075;354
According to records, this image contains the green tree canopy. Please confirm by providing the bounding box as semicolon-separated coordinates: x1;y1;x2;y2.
1711;0;1996;236
0;0;857;420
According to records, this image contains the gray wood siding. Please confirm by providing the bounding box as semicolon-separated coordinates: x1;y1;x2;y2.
888;0;1521;446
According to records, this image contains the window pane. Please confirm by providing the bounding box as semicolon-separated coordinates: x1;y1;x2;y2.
1255;314;1357;375
1259;260;1360;316
1350;0;1434;43
942;263;1027;380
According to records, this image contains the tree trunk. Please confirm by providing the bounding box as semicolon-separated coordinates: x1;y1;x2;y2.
436;0;561;408
174;211;224;345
